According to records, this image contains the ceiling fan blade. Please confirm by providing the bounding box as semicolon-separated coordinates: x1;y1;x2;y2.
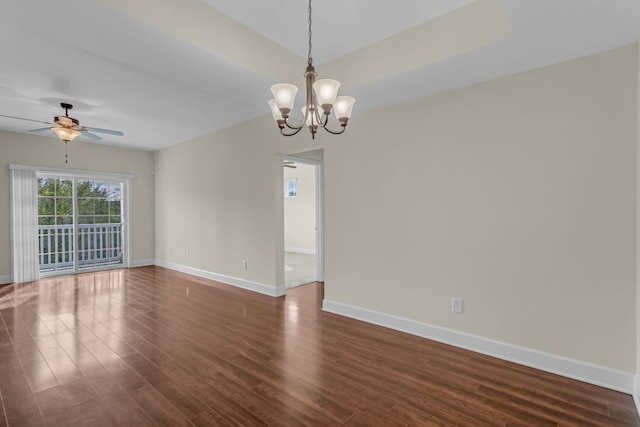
83;126;123;136
0;114;54;125
81;130;102;141
28;127;52;133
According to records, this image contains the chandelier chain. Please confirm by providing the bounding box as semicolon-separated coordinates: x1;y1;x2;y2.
307;0;312;63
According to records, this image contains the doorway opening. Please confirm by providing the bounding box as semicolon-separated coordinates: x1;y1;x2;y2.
283;154;323;288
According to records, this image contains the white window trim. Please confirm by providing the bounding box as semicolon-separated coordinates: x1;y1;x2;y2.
9;164;134;180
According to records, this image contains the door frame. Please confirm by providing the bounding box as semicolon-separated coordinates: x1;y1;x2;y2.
30;165;132;278
284;155;324;282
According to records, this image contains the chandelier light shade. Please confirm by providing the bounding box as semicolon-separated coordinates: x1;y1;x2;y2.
334;96;356;123
271;83;298;114
313;79;339;110
268;0;354;138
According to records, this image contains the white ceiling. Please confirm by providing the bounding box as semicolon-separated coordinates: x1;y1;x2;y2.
1;0;640;151
203;0;477;64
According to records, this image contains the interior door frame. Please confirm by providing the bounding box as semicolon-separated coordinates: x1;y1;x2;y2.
284;155;324;282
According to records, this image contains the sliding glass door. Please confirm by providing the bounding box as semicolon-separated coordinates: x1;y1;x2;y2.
37;175;126;275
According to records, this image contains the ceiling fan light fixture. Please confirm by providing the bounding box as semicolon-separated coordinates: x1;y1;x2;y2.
51;127;81;142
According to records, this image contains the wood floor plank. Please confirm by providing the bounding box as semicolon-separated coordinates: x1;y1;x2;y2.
113;406;157;427
2;308;36;344
67;396;121;427
109;327;269;426
232;354;353;419
0;316;12;347
98;293;347;426
11;340;59;393
0;267;638;426
122;351;208;419
190;408;236;427
0;389;8;427
0;356;45;426
77;301;269;425
109;316;341;426
210;372;308;427
128;384;196;427
34;385;85;426
390;400;467;426
0;343;20;370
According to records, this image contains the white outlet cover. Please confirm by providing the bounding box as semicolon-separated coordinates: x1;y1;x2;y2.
452;297;463;314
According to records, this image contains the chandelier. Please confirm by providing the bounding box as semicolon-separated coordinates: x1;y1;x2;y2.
268;0;355;139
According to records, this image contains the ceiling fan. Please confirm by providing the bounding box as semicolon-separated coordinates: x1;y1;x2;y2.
0;102;123;143
0;102;124;163
284;161;297;169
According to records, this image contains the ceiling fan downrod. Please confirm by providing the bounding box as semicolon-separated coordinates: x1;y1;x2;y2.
60;102;73;116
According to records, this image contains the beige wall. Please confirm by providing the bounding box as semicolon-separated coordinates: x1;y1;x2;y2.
0;131;155;279
154;45;638;373
284;163;316;252
154;120;317;289
291;148;324;163
324;45;638;372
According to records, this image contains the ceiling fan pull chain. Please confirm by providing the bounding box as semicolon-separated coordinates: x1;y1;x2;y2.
65;141;68;164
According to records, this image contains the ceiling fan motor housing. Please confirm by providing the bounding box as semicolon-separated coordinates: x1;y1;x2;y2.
54;115;80;128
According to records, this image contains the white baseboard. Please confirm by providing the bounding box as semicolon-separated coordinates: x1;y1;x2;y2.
0;275;11;285
155;260;286;297
322;299;634;394
634;376;640;419
130;259;155;268
285;247;316;255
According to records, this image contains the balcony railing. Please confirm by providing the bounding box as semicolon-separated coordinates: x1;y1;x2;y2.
38;223;123;272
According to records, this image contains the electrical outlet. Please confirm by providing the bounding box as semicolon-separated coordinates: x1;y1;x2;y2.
241;260;248;270
186;250;189;258
452;297;463;314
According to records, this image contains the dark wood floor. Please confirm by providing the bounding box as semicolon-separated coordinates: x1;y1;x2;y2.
0;266;637;426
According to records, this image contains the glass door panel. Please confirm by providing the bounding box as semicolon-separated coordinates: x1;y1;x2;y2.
77;180;124;269
37;178;75;273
